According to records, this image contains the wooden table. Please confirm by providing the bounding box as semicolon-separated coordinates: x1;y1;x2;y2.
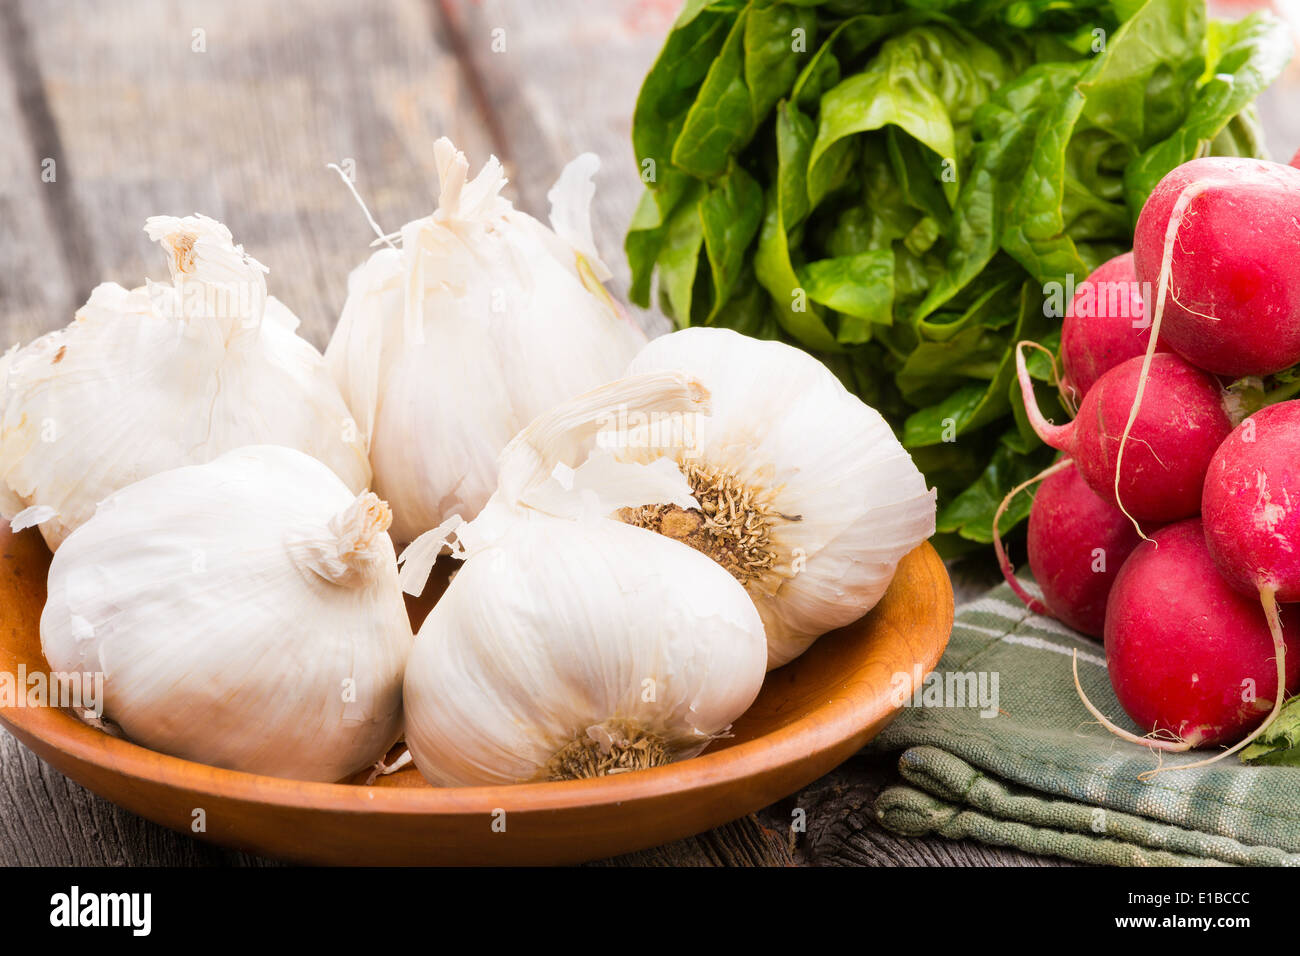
1;0;1296;868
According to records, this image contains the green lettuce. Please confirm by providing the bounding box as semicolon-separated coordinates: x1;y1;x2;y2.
626;0;1288;554
1242;697;1300;766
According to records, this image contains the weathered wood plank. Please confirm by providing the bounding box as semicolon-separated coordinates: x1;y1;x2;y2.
442;0;676;333
12;0;497;350
768;753;1072;867
1257;70;1300;162
591;816;795;867
0;2;82;346
0;729;276;866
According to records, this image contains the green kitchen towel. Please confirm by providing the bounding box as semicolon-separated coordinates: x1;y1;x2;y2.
870;582;1300;866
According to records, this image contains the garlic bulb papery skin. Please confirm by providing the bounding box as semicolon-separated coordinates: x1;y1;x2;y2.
324;137;646;545
0;215;370;551
399;371;768;787
619;327;937;670
40;445;413;782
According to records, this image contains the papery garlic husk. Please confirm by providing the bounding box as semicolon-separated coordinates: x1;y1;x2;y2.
0;215;371;550
325;137;646;544
40;445;413;782
618;327;937;670
398;371;767;787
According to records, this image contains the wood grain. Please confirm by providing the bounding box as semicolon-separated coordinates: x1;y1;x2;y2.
11;0;497;350
0;2;83;347
755;753;1072;867
444;0;675;333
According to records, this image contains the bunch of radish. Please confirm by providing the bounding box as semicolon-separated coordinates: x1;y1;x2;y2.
997;156;1300;775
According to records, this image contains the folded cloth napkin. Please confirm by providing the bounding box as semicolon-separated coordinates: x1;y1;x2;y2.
869;582;1300;866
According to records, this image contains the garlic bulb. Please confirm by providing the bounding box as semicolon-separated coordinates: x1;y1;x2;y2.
325;137;646;544
399;371;767;787
0;215;370;550
40;445;412;782
618;327;937;669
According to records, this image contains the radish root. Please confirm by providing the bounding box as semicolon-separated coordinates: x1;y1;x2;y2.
1113;182;1209;543
1072;651;1193;754
1137;586;1289;779
992;458;1073;615
1072;585;1290;780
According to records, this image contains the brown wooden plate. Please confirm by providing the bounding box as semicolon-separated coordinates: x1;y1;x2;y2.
0;522;952;865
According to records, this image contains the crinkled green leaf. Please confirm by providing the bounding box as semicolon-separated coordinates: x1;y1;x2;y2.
1123;11;1293;216
672;4;817;180
797;249;895;339
1075;0;1206;149
1242;697;1300;766
655;180;708;326
937;438;1058;543
631;6;732;172
1001;0;1212;284
903;280;1042;445
671;12;753;180
627;4;734;306
627;173;692;307
753;100;841;351
627;0;1287;544
911;61;1085;324
700;163;764;320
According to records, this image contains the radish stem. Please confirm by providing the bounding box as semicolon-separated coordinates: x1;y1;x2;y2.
1113;183;1208;541
992;458;1072;615
1015;341;1072;450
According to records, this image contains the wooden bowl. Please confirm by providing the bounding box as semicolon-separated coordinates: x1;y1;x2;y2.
0;523;952;865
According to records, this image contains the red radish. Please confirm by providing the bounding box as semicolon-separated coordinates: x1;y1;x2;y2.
1133;157;1300;378
1204;401;1300;604
1026;461;1147;637
1016;347;1231;524
1291;147;1300;169
1078;520;1300;766
993;458;1148;637
1198;401;1300;769
1059;252;1168;404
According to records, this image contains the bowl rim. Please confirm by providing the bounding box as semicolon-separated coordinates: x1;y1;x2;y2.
0;541;951;818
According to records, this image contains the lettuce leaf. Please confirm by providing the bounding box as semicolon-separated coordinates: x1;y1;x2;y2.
627;0;1288;544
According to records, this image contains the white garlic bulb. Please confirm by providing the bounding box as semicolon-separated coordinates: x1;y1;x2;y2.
41;445;413;782
399;371;767;787
0;215;370;551
325;137;646;544
619;327;937;669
